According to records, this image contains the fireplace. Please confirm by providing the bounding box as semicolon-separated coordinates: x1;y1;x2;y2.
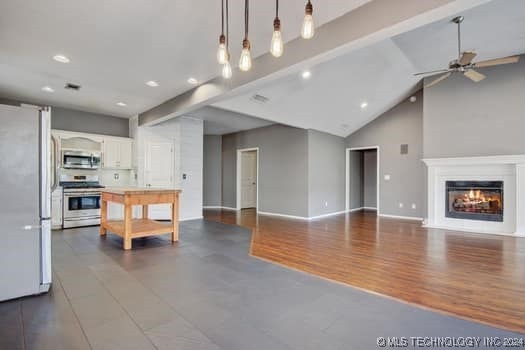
445;181;503;222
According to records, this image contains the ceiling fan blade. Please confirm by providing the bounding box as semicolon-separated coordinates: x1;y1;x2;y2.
463;69;486;82
424;72;451;88
475;55;520;68
414;68;452;76
459;51;477;65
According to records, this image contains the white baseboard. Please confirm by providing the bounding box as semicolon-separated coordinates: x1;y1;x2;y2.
257;211;309;220
349;207;363;212
349;207;377;212
203;206;421;222
202;206;237;211
258;209;354;221
180;216;203;222
309;210;350;220
379;213;423;221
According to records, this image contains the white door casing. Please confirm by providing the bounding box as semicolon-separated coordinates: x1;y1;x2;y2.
241;151;257;208
236;148;259;210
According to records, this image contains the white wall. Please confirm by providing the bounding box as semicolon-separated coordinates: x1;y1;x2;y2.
130;116;203;221
179;117;204;220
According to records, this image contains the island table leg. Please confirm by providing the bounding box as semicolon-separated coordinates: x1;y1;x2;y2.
100;197;107;236
124;203;132;250
171;195;179;242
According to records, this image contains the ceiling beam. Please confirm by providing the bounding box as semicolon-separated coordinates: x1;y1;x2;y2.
139;0;489;126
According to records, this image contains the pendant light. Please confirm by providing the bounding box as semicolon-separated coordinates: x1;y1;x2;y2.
221;0;232;79
301;0;314;39
239;0;252;71
270;0;283;57
217;0;228;64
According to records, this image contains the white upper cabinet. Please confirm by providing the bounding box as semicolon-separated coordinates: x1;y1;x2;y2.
52;130;134;170
102;138;133;169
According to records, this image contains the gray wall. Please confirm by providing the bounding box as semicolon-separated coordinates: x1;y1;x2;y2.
346;90;424;218
203;135;222;206
424;57;525;158
52;107;129;137
307;130;346;217
363;150;377;208
222;124;309;217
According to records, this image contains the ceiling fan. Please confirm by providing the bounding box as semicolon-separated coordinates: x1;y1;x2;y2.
414;16;520;88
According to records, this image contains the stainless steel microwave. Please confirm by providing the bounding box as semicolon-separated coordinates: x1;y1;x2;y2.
62;150;101;170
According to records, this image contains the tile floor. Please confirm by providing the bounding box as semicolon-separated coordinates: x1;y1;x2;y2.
0;219;522;349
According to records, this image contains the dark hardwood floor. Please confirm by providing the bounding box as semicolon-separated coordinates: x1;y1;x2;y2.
203;208;525;333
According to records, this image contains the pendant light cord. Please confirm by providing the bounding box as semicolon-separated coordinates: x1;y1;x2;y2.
244;0;249;40
221;0;225;35
276;0;279;18
226;0;229;49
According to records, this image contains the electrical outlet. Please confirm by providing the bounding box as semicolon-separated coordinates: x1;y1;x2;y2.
411;203;416;209
325;201;329;207
114;173;119;180
399;202;404;208
384;174;391;181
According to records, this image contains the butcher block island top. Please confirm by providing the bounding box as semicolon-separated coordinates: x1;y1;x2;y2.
100;187;181;250
102;187;181;196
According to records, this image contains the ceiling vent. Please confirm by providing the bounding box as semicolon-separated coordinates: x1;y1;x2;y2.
65;83;81;91
251;94;270;104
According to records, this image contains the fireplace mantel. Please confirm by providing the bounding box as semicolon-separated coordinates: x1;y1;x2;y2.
422;155;525;237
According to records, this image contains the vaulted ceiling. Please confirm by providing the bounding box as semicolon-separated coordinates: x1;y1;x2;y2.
1;0;524;138
213;0;525;136
0;0;370;117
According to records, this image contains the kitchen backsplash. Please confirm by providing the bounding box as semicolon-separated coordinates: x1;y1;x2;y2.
58;168;133;187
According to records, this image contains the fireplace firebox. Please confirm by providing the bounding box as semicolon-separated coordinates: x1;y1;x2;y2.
445;181;503;222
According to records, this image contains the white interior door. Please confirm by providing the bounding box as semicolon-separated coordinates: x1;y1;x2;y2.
145;140;174;220
240;151;257;209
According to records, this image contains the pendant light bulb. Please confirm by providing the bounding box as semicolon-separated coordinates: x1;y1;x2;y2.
239;39;252;72
217;35;228;64
301;1;314;39
222;60;232;79
270;18;283;57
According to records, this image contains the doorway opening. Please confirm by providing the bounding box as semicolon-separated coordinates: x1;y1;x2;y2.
236;148;259;210
345;147;379;213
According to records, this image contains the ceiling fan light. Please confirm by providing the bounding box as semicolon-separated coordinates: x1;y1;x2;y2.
301;1;314;39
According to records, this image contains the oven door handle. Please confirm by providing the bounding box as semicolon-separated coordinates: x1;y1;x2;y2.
64;192;101;197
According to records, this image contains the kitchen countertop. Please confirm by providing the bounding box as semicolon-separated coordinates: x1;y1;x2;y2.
101;187;182;195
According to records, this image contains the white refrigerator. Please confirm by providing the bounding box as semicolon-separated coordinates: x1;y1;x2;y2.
0;103;53;301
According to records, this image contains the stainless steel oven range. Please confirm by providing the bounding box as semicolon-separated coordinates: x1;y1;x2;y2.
60;175;105;228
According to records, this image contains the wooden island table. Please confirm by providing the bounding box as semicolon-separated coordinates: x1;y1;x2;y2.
100;188;181;250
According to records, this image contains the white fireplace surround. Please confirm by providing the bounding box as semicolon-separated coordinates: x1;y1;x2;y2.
423;155;525;237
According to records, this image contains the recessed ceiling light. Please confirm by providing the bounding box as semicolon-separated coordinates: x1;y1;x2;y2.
187;77;198;85
41;86;55;93
116;102;127;107
301;70;311;79
146;80;159;87
53;54;70;63
360;102;368;109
